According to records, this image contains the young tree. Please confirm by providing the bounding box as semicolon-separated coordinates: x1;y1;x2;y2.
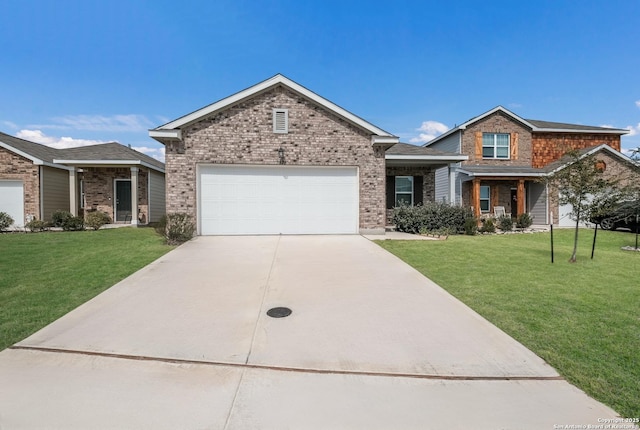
546;150;617;262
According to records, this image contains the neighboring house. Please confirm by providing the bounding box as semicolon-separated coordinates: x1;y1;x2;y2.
425;106;632;225
149;74;466;235
0;131;165;227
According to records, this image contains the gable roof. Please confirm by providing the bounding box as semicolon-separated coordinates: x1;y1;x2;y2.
0;131;164;172
54;142;165;172
149;74;399;145
424;106;629;147
543;144;638;174
385;142;468;166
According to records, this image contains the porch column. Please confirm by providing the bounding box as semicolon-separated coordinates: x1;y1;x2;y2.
130;167;139;225
69;167;77;216
472;178;481;217
448;164;456;204
517;179;525;216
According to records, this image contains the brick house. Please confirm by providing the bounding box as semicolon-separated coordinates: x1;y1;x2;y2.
150;74;466;235
0;132;165;227
425;106;631;225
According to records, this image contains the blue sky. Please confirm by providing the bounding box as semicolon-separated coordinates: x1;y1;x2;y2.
1;0;639;161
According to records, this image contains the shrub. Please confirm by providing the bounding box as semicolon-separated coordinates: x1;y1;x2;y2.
479;217;496;233
51;210;73;228
463;217;478;235
85;211;112;230
392;202;472;235
497;215;513;232
62;216;85;231
163;213;195;244
516;213;533;229
0;212;14;231
25;218;49;232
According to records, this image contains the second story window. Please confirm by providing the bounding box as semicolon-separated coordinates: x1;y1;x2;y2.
482;133;510;159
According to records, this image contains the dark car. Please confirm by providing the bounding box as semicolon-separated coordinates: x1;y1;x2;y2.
590;200;640;231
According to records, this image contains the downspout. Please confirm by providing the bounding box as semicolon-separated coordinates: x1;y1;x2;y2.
39;166;44;221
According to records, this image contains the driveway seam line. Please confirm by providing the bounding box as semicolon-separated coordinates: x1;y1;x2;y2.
9;346;564;382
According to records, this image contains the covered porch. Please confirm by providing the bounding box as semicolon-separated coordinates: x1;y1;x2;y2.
457;166;548;223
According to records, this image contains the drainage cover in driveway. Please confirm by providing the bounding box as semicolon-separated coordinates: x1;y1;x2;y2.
267;307;292;318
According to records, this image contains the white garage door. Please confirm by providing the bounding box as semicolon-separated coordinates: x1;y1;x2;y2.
199;165;358;235
0;181;24;227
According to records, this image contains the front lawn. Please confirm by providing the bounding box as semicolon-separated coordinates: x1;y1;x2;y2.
378;229;640;418
0;228;174;351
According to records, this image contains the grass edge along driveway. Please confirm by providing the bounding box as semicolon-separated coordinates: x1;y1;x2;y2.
377;229;639;419
0;228;174;352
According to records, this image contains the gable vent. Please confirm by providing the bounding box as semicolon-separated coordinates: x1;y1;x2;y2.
273;109;288;134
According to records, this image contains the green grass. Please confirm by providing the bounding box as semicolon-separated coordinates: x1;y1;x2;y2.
0;228;174;351
377;229;640;418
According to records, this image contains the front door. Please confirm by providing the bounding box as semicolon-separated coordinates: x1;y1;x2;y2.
510;189;518;218
115;180;132;222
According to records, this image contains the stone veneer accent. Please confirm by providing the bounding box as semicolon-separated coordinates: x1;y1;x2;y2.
164;85;387;231
532;133;621;168
81;167;149;223
0;146;39;223
461;111;533;167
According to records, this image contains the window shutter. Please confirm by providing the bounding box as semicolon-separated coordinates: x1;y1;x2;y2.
511;132;518;159
413;176;423;205
273;109;288;133
386;176;395;209
475;132;483;158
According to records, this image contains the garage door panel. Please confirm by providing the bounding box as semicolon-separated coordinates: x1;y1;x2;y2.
0;181;24;227
199;166;358;235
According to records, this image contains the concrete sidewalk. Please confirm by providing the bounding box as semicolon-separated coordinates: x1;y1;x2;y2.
0;235;619;429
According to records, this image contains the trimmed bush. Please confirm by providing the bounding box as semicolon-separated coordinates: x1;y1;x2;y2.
85;211;112;230
497;215;513;232
516;213;533;229
62;216;85;231
51;210;73;228
25;218;49;232
392;202;472;235
163;213;195;244
479;217;496;233
0;212;14;231
464;217;478;235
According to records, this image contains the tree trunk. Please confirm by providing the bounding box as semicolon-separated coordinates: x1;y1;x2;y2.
570;207;580;263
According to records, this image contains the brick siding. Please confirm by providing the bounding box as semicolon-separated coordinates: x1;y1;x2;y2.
165;85;387;232
0;147;39;222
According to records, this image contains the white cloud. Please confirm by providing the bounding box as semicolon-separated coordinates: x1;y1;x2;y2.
16;129;106;149
32;114;154;133
132;146;165;162
626;123;640;137
635;100;640;109
2;120;18;130
409;120;450;144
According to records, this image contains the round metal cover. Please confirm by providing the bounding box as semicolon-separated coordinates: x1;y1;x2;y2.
267;307;292;318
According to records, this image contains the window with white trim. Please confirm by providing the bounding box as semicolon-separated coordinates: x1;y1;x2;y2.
480;185;490;212
395;176;413;206
482;133;510;159
273;109;288;133
79;179;85;209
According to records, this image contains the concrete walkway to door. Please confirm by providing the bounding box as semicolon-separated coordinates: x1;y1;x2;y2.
0;236;619;429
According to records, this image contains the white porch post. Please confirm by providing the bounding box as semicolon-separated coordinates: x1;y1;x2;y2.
448;164;456;205
130;167;139;225
69;167;77;216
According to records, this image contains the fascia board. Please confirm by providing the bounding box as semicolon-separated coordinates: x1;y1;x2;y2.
385;154;468;161
54;159;165;173
148;129;181;140
154;74;395;138
457;168;547;177
532;127;629;134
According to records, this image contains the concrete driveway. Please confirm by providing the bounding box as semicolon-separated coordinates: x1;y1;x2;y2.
0;235;619;429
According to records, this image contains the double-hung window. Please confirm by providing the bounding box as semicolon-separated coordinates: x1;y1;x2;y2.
482;133;510;159
480;185;490;212
395;176;413;206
